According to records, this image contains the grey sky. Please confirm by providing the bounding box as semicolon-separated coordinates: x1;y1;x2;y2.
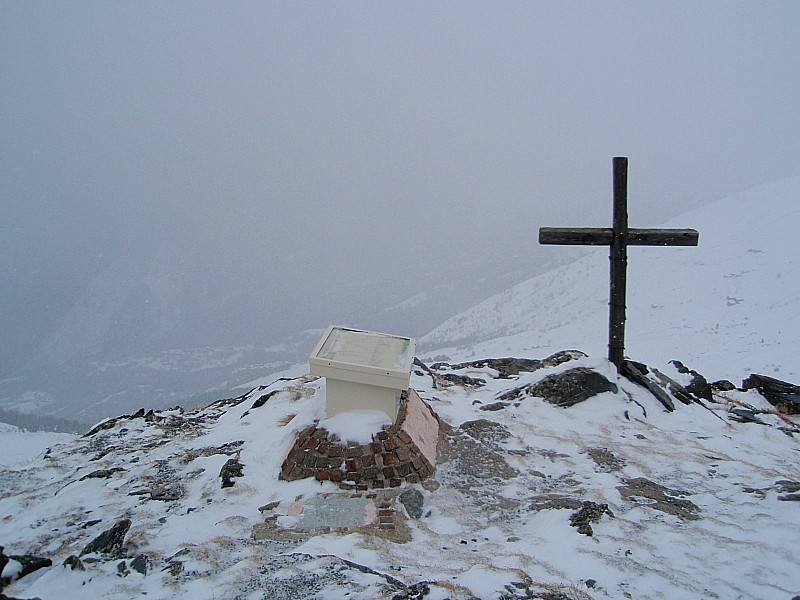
2;2;799;372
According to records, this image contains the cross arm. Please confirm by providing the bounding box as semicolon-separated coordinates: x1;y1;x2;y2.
538;227;699;246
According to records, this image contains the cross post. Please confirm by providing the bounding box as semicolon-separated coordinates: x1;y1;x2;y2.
539;157;699;370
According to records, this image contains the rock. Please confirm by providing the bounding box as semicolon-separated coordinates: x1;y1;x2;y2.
250;390;279;410
478;402;509;412
669;360;713;400
149;484;184;501
529;368;618;407
399;487;424;519
130;554;148;575
617;478;700;520
62;555;85;571
729;408;766;425
79;468;125;481
459;420;511;449
80;519;102;529
220;458;244;488
528;495;583;512
446;357;544;378
569;501;614;536
586;447;625;472
2;554;52;583
80;519;131;558
711;379;736;391
742;374;800;414
433;373;486;389
778;494;800;502
775;480;800;493
0;546;7;582
442;351;584;380
620;361;675;412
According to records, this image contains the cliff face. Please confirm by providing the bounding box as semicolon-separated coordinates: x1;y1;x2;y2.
2;351;799;599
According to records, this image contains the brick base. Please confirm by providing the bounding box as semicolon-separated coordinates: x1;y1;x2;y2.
280;389;440;489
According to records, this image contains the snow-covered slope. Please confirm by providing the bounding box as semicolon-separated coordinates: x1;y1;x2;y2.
421;178;800;382
0;422;75;467
1;355;799;599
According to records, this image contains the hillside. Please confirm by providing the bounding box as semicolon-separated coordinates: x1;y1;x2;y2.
420;178;800;384
1;351;799;599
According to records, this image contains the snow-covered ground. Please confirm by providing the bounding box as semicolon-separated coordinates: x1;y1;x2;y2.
0;422;75;467
1;180;799;599
1;353;798;599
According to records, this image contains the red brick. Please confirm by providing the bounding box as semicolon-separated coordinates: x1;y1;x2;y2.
376;431;389;441
317;442;329;454
330;470;343;482
382;453;396;466
383;436;398;451
362;454;375;468
315;470;330;481
389;478;402;487
305;437;320;450
378;509;394;518
329;445;344;457
398;430;413;444
382;466;397;479
370;442;383;454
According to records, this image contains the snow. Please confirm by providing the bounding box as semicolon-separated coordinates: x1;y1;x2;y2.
317;409;393;445
1;179;799;599
0;422;75;467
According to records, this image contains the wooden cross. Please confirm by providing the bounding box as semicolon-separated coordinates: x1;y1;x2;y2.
539;157;699;370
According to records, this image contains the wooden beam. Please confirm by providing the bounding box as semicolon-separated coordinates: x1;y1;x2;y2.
539;227;698;247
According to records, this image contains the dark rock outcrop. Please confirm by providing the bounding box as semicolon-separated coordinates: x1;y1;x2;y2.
80;519;131;558
0;551;52;588
63;555;85;571
529;368;618;407
569;501;614;536
711;379;736;391
742;374;800;414
219;458;244;488
130;554;149;575
670;360;713;401
80;468;125;481
620;361;675;412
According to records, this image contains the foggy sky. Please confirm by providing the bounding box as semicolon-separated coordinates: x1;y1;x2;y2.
3;2;800;371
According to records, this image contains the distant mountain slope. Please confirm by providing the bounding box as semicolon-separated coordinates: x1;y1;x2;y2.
420;178;800;382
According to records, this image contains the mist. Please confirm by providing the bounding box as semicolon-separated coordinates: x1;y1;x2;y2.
2;2;799;425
